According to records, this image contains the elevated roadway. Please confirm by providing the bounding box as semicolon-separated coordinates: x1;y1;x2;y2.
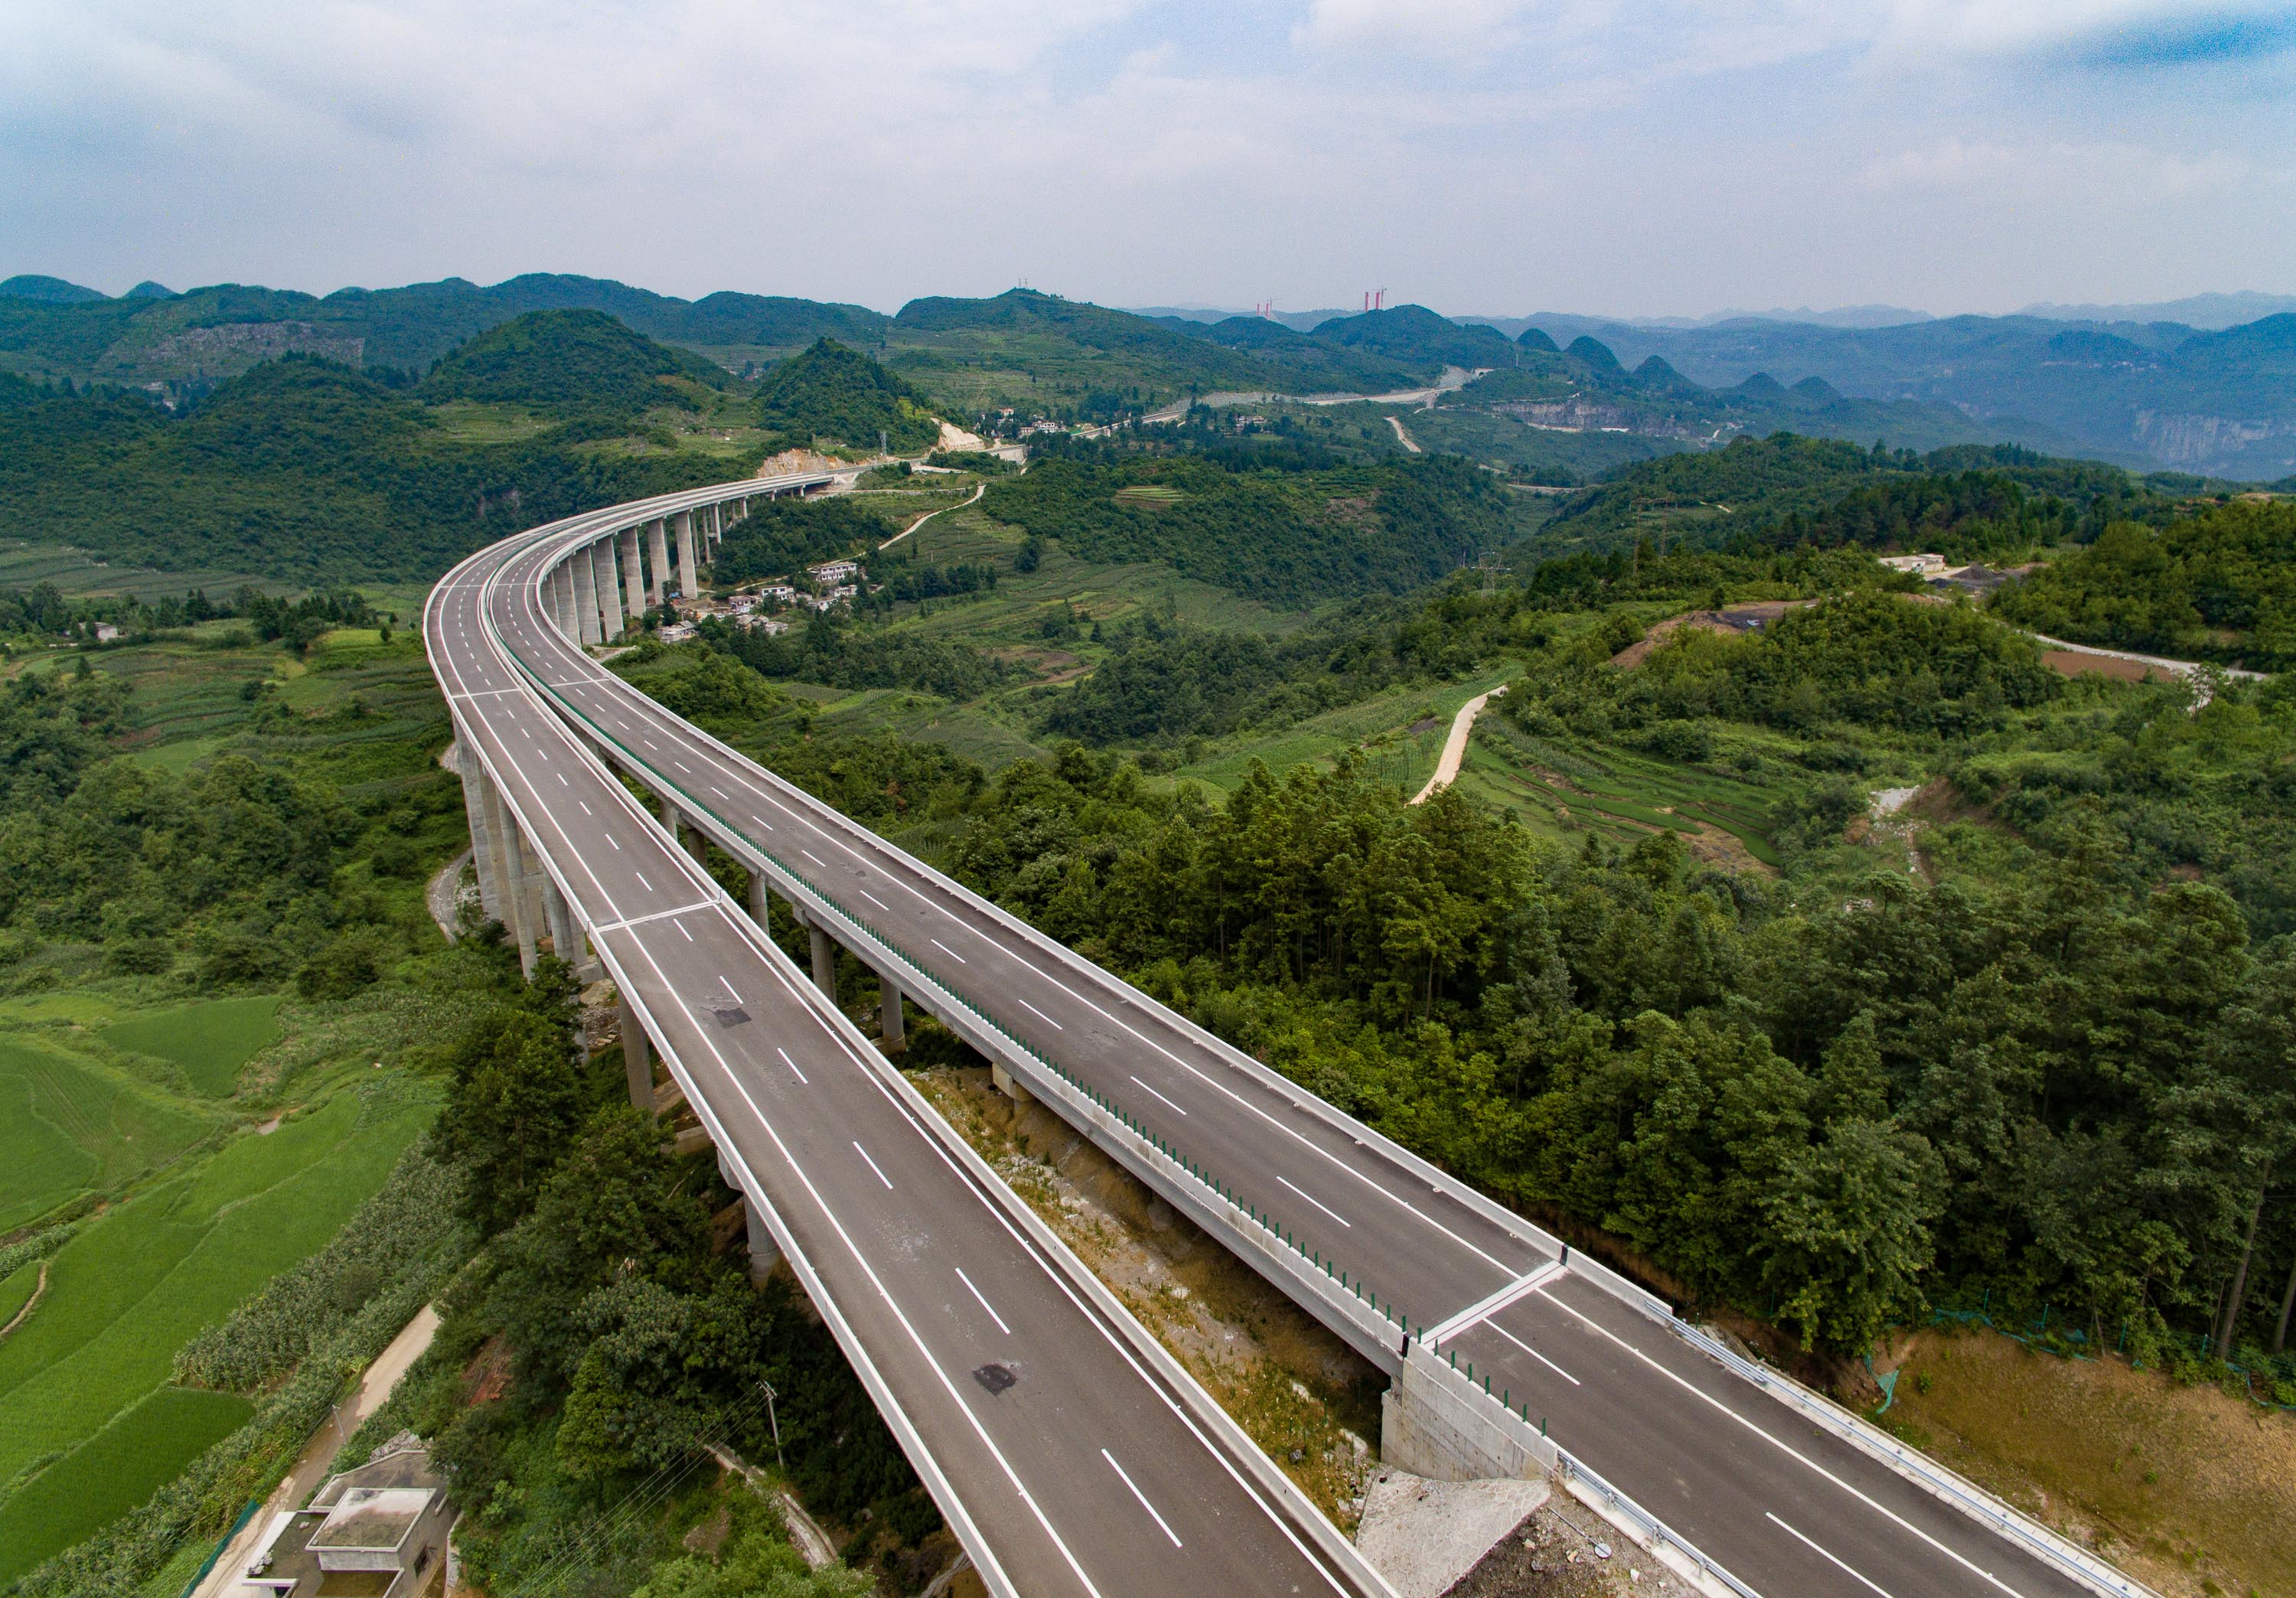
425;479;1394;1598
453;474;2152;1598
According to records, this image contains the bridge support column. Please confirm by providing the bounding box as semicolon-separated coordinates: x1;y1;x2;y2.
592;540;621;641
487;791;537;978
517;830;549;974
709;502;723;548
569;556;601;646
621;526;647;623
660;794;709;866
554;566;579;638
617;993;653;1114
748;869;771;925
544;876;577;963
673;510;699;599
743;1198;782;1281
879;977;905;1052
808;924;836;997
455;739;503;923
647;518;670;608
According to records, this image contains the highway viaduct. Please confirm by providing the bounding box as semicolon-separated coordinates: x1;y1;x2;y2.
433;474;2155;1598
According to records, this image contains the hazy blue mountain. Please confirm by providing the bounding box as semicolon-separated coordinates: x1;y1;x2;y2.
2020;291;2296;331
123;281;176;298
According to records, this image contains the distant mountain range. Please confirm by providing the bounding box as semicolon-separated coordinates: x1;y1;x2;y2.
6;272;2296;477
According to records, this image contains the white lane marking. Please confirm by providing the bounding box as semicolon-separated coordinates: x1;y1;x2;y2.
1486;1319;1581;1385
853;1140;894;1190
954;1267;1012;1335
675;921;693;941
1541;1290;2033;1597
555;772;568;786
643;738;658;750
776;1047;808;1085
803;849;827;866
1129;1075;1186;1117
674;760;691;773
1426;1260;1568;1347
861;889;890;910
1768;1514;1898;1596
710;785;727;798
1019;997;1064;1029
606;835;621;850
719;974;740;999
931;938;967;963
750;815;775;831
1102;1450;1182;1550
1277;1175;1352;1229
579;801;592;815
634;872;652;890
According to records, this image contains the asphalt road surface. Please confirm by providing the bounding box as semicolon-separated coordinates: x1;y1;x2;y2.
479;484;2112;1598
426;485;1392;1598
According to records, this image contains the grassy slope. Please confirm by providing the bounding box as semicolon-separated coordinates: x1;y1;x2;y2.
100;996;284;1098
0;1039;220;1233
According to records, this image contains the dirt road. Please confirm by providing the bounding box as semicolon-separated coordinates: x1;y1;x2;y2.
1412;685;1506;804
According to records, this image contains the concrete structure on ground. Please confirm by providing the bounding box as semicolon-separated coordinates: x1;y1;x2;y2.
239;1436;452;1598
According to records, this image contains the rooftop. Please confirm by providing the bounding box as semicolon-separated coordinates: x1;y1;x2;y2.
310;1488;432;1551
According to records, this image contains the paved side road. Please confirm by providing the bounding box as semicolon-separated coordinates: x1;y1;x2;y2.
1411;685;1505;804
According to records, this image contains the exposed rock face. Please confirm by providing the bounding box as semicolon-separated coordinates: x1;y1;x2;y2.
100;321;366;377
2128;409;2278;467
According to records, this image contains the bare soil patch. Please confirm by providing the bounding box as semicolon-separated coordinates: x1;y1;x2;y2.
1609;602;1812;668
2042;649;2172;683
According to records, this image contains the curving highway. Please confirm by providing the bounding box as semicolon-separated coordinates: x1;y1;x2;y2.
435;475;2152;1598
426;478;1394;1598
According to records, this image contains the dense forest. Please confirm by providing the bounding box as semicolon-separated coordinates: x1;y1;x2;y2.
416;308;729;432
755;339;940;455
1991;499;2296;669
0;357;742;580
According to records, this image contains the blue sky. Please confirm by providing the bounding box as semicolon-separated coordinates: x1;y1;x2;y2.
1;0;2291;318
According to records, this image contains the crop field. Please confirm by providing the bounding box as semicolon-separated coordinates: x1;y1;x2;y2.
0;1384;254;1585
0;1037;219;1232
1455;715;1788;865
0;1264;38;1327
102;995;284;1098
0;540;272;604
0;1081;435;1521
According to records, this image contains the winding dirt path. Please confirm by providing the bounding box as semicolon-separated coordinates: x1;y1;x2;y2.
876;480;987;550
1411;685;1506;804
0;1260;49;1342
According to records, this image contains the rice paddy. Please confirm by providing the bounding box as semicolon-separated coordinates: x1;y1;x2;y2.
102;995;284;1098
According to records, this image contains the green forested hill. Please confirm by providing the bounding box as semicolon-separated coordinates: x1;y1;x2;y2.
416;308;728;426
1540;435;2177;553
981;451;1513;605
0;356;745;581
1991;497;2296;667
755;339;940;453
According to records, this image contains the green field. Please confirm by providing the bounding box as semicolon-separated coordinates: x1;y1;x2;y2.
103;995;285;1097
0;1264;38;1329
0;1385;254;1584
0;1084;435;1516
1453;715;1789;864
0;1038;219;1233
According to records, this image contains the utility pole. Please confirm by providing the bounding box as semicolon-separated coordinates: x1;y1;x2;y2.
758;1379;784;1469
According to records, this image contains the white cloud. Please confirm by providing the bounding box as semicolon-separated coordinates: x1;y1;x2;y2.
1861;135;2276;203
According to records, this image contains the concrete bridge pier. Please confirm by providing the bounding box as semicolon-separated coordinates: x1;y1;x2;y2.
487;791;537;977
570;555;601;645
617;993;654;1114
454;740;504;924
647;518;670;608
673;510;699;598
592;540;622;641
543;876;576;963
621;525;647;624
880;977;905;1052
659;794;710;865
788;904;837;996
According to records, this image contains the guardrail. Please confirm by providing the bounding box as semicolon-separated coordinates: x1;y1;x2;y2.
514;510;2159;1598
